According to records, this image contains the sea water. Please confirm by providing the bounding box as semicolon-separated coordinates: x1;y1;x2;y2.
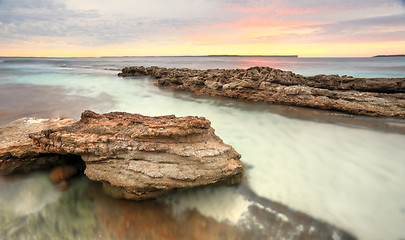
1;56;405;240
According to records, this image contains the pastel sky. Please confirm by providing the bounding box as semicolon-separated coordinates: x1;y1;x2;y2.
0;0;404;57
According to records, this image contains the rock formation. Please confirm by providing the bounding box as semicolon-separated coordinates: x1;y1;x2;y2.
1;110;243;200
119;66;405;118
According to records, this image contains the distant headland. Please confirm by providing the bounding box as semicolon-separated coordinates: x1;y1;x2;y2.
372;54;405;58
205;55;298;58
100;55;299;58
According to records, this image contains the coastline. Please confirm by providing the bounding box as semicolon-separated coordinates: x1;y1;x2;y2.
2;57;405;240
119;66;405;118
372;54;405;58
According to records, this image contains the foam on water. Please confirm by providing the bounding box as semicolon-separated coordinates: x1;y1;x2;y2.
25;118;46;124
161;186;253;225
0;173;62;216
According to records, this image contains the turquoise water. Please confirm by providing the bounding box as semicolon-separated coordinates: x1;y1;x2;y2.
1;57;405;240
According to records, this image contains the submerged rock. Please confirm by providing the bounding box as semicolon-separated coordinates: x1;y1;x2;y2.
50;165;79;183
27;110;244;200
50;165;81;190
119;66;405;118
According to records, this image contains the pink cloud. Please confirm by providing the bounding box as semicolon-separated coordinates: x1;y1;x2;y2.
274;7;333;15
229;3;334;16
228;17;318;28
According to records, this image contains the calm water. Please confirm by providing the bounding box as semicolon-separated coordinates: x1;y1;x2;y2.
1;56;405;240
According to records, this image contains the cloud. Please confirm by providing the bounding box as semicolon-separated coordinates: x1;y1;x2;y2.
310;14;405;41
400;0;405;9
0;0;220;46
0;0;404;56
246;14;405;45
182;5;405;48
0;0;98;39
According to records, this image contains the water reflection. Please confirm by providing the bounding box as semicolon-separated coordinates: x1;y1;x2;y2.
90;179;355;240
0;172;356;239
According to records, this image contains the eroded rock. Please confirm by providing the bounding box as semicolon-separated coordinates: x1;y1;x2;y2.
29;110;244;200
0;117;80;175
119;66;405;118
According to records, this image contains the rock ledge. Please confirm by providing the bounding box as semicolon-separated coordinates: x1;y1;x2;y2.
119;66;405;118
1;111;244;200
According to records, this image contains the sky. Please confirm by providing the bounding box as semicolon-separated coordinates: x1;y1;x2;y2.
0;0;404;57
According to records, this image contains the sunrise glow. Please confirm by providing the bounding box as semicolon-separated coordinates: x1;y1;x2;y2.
0;0;404;57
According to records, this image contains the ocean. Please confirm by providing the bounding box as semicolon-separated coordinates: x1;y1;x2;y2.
1;56;405;240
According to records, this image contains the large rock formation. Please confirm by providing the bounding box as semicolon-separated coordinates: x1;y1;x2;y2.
26;110;244;200
119;66;405;118
0;117;81;175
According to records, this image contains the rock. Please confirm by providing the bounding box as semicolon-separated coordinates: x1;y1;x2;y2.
29;110;244;200
56;180;69;191
0;117;80;175
118;66;148;76
119;66;405;118
50;165;79;183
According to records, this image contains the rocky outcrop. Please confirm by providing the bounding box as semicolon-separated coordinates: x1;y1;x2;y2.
24;110;244;200
0;117;81;175
119;66;405;118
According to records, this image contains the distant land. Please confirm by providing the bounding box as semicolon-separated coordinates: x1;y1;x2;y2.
100;55;299;58
205;55;298;57
372;54;405;58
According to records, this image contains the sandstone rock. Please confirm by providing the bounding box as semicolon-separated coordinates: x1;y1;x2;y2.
29;110;244;200
0;117;79;175
50;165;79;183
119;66;405;118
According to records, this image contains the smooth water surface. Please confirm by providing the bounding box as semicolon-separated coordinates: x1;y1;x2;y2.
1;56;405;240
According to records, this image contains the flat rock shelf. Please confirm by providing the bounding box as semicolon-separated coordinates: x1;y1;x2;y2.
119;66;405;118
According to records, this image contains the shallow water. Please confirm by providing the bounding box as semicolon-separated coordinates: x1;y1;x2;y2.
1;56;405;240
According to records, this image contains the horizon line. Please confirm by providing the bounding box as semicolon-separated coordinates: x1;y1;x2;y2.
0;54;403;58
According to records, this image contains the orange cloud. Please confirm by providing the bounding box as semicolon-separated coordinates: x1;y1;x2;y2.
183;14;320;47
